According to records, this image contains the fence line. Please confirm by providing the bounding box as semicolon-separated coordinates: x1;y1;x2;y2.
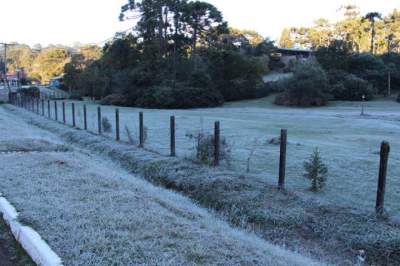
9;95;394;215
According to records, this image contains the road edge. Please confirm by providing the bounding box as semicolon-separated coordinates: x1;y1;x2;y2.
0;195;63;266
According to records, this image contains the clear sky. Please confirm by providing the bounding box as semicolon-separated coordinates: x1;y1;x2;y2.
1;0;399;47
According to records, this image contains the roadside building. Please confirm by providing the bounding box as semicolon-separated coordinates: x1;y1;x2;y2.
274;48;313;67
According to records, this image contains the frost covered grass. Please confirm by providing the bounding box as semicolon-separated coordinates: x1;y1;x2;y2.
7;102;400;265
0;106;320;265
54;96;400;215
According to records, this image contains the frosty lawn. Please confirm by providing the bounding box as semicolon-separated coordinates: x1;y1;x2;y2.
0;105;320;265
52;96;400;215
7;100;400;265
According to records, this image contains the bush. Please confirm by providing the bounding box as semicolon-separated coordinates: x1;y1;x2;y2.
186;132;231;165
275;61;329;107
135;85;224;109
102;117;112;133
101;94;129;106
381;53;400;90
346;53;386;93
330;74;374;101
303;148;328;192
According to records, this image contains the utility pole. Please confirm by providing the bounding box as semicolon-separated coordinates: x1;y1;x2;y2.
0;43;14;95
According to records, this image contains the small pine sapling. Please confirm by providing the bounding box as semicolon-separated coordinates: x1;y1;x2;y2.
303;148;328;192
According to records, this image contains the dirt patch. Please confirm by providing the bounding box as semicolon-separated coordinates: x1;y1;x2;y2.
0;218;35;266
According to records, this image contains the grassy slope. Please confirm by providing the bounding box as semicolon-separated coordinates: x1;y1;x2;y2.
0;105;319;265
16;98;400;265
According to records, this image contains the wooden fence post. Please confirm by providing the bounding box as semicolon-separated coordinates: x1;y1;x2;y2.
214;121;220;166
41;99;44;116
376;141;390;215
62;102;66;124
72;103;76;127
115;109;120;141
97;106;102;134
170;116;176;157
47;100;51;118
278;129;287;190
54;101;58;121
83;104;87;130
139;112;144;147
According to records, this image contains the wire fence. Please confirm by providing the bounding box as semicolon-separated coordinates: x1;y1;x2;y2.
9;93;399;216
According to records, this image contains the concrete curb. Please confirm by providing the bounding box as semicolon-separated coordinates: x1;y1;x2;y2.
0;195;63;266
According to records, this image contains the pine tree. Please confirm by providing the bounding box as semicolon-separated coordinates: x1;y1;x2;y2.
303;148;328;192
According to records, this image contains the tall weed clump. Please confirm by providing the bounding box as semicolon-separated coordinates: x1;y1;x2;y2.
187;132;231;165
102;117;112;133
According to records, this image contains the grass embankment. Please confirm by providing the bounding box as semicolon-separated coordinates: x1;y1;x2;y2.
7;104;400;265
0;105;319;265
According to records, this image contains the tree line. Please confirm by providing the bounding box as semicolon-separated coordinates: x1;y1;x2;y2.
272;5;400;107
5;3;400;108
63;0;274;108
279;5;400;54
0;43;101;84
